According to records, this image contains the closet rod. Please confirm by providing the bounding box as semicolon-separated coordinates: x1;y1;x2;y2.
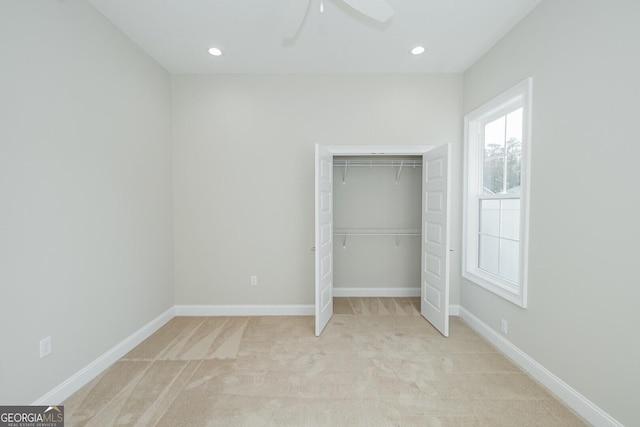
334;228;421;236
335;228;421;249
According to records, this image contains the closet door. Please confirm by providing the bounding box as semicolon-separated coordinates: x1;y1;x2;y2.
315;144;333;336
421;144;451;337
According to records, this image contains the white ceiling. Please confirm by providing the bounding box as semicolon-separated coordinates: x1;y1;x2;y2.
88;0;542;74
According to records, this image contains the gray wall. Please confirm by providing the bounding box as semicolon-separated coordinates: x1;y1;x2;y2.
0;0;174;404
461;0;640;424
172;74;463;306
333;160;422;289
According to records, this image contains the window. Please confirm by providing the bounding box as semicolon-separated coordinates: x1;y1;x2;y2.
463;78;532;307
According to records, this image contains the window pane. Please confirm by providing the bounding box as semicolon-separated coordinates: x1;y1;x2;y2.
506;153;521;193
480;199;500;236
484;116;505;152
499;239;520;283
484;116;505;195
479;235;500;276
507;137;522;155
500;199;521;241
483;156;504;194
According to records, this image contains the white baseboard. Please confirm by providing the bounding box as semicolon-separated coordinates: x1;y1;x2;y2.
34;304;311;405
459;307;622;427
449;304;460;316
333;287;420;297
174;304;314;316
33;306;175;406
174;303;460;318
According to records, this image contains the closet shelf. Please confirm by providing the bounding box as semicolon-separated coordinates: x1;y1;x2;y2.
335;158;421;184
333;159;422;167
334;228;421;237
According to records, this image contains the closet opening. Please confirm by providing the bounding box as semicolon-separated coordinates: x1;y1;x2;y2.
332;155;423;301
314;145;451;337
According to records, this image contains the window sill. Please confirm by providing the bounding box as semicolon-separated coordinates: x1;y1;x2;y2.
463;269;527;308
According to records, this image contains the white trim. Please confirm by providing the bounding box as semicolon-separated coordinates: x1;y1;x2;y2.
324;145;434;155
32;306;175;405
316;144;440;335
333;287;421;297
459;307;622;427
174;304;314;316
462;78;532;308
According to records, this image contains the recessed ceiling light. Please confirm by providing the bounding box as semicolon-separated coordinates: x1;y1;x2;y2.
208;47;223;56
410;46;425;55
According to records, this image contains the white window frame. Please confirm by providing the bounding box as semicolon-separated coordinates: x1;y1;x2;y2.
463;78;532;308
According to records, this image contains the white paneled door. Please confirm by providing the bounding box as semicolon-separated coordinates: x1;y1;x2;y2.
315;144;333;336
421;144;451;337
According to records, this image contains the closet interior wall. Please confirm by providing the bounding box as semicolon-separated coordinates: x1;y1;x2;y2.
333;156;422;293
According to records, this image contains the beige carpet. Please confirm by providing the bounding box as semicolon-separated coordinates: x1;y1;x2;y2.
64;298;587;426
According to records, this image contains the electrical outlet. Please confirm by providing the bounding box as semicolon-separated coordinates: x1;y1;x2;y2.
250;275;257;286
40;336;52;358
500;319;508;335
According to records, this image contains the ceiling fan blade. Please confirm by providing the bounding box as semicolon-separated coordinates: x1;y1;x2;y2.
339;0;394;22
283;0;312;39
